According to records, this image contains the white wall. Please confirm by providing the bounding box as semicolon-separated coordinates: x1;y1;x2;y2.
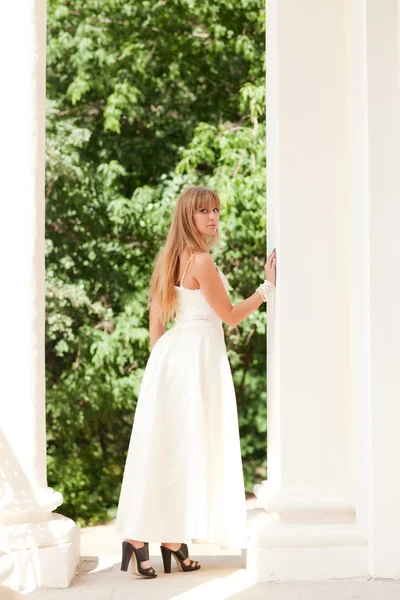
250;0;400;581
348;0;400;578
365;0;400;577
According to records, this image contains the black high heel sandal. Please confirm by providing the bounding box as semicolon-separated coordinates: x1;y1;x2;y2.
120;540;157;578
160;543;201;573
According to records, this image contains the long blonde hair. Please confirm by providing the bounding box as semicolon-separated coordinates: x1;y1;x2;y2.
148;186;221;325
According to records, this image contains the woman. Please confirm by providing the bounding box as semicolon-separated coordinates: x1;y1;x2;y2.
115;186;276;578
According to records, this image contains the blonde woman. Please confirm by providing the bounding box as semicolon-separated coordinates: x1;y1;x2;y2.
115;186;276;578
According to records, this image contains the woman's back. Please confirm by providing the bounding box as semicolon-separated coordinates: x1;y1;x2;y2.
174;251;229;328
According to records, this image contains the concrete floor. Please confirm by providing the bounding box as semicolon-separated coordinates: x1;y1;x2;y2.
24;555;400;600
24;498;400;599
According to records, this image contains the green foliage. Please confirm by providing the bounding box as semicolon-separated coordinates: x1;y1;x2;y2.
46;0;266;525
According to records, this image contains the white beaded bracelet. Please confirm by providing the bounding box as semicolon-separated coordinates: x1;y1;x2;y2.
256;279;276;302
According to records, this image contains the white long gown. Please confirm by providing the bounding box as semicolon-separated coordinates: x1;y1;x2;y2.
115;261;248;549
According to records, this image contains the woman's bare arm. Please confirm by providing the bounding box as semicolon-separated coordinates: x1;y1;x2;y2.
192;253;265;328
149;297;165;350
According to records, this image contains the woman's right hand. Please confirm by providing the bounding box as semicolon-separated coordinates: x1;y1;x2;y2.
264;249;277;285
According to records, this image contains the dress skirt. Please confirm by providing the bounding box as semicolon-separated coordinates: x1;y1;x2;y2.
115;314;248;549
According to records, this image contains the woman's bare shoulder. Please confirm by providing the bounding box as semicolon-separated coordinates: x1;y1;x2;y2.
192;252;214;266
192;251;213;261
192;252;219;275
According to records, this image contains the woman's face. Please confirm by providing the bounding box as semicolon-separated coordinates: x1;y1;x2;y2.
193;205;220;239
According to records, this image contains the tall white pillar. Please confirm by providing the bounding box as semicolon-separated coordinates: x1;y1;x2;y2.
246;0;368;581
0;1;80;591
363;0;400;578
348;0;370;536
331;0;400;580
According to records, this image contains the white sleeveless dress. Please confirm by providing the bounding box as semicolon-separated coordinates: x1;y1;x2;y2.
115;256;248;549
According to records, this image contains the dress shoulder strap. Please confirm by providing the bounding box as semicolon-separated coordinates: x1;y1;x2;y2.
180;252;206;287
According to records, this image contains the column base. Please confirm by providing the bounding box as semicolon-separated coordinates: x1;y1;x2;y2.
247;482;368;581
245;509;368;581
0;553;23;598
253;481;355;522
1;514;80;591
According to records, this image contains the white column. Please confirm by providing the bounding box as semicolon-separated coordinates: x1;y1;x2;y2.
348;0;370;536
363;0;400;578
246;0;368;581
346;0;400;580
0;1;80;591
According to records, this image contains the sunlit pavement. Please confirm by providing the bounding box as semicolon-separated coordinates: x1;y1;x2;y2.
23;555;400;600
23;498;400;599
